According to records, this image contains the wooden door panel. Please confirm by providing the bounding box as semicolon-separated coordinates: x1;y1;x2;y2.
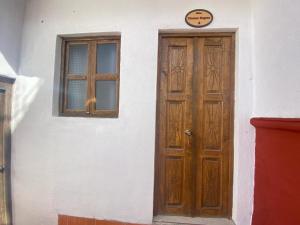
168;47;187;93
166;101;184;149
194;37;233;217
156;38;193;215
201;157;221;208
203;101;223;150
165;156;184;205
204;39;224;94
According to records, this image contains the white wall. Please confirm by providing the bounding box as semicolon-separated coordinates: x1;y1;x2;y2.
252;0;300;117
0;0;25;77
12;1;255;225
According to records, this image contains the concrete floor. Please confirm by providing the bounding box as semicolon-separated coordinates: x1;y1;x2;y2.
153;216;235;225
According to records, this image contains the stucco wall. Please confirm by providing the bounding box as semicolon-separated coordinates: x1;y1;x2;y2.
12;1;255;225
252;0;300;117
0;0;25;77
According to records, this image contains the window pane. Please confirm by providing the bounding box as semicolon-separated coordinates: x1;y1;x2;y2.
96;80;116;110
97;43;117;74
67;80;87;110
68;44;88;74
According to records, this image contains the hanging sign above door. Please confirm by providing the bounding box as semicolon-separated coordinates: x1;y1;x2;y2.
185;9;213;28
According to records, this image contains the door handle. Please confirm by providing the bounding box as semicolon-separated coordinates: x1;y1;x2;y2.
184;129;192;136
0;166;5;173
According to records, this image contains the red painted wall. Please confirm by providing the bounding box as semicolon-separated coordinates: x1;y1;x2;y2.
251;118;300;225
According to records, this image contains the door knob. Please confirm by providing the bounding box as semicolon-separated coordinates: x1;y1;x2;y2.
0;166;5;173
184;129;192;136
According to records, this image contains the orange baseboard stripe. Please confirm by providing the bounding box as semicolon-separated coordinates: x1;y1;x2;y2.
58;215;147;225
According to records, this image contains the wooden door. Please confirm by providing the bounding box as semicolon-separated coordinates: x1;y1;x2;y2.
0;78;14;225
0;90;8;224
154;34;234;218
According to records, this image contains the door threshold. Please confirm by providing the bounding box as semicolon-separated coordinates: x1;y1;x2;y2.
153;216;235;225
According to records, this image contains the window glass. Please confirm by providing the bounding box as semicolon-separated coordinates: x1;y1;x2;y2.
67;80;87;110
68;44;88;75
97;43;117;74
96;80;116;110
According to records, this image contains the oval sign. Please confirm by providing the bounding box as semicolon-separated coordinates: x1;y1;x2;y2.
185;9;213;28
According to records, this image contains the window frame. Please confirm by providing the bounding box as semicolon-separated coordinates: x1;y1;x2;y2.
59;36;121;118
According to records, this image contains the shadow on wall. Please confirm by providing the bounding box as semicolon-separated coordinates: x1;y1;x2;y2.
0;37;19;77
11;75;43;132
0;51;43;131
52;36;63;117
0;0;42;128
0;53;17;77
0;49;42;131
0;51;43;132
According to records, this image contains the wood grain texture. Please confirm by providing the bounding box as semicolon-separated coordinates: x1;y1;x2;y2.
194;36;233;217
166;102;184;148
168;47;186;92
0;78;14;225
202;158;221;208
0;91;5;224
155;37;194;216
165;157;184;205
154;33;234;218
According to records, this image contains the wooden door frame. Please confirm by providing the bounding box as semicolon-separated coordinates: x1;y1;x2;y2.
0;75;15;225
153;31;235;218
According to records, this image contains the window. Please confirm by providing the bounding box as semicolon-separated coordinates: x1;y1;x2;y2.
59;36;120;117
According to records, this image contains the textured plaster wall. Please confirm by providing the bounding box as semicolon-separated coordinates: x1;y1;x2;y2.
12;1;255;225
252;0;300;117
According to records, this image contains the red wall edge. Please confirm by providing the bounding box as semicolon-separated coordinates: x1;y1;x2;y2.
251;118;300;225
